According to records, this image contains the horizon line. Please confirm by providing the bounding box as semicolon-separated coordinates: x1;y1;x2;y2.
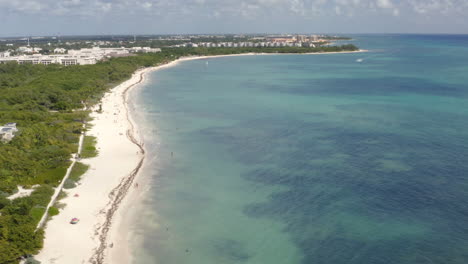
1;32;468;39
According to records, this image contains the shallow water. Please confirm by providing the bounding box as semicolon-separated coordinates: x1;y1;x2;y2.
130;35;468;264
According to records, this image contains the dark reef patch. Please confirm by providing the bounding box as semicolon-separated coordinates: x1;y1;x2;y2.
212;238;252;263
196;104;468;263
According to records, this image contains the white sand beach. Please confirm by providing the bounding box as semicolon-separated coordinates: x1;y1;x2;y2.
34;58;198;264
35;66;151;264
35;50;367;264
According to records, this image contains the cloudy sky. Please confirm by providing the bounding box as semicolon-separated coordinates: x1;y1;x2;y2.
0;0;467;36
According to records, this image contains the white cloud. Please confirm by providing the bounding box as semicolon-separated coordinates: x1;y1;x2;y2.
335;5;343;15
96;1;112;12
2;0;44;13
0;0;466;19
376;0;393;8
140;2;153;10
408;0;456;14
290;0;306;15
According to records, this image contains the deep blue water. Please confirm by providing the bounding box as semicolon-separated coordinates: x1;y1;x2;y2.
130;35;468;264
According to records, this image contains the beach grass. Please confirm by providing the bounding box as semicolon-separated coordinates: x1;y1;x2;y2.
64;162;90;189
55;192;68;209
70;162;90;181
34;166;70;186
81;136;98;158
30;207;46;223
48;206;59;217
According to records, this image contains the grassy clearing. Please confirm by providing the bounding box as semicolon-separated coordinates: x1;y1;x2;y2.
30;207;46;223
48;206;59;217
80;136;98;158
64;162;90;189
69;162;89;181
55;192;67;209
30;165;70;187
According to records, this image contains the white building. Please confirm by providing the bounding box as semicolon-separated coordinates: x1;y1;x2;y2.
0;123;18;142
0;55;97;66
17;46;33;53
0;51;11;58
68;47;134;60
16;46;42;53
130;47;162;53
68;47;128;58
54;48;67;54
0;46;161;66
303;43;316;48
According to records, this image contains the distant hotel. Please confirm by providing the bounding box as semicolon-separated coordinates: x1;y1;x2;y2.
173;41;315;48
0;47;161;66
170;35;324;49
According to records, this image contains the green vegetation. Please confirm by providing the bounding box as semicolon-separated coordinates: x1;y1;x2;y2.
69;162;90;182
0;44;358;263
24;257;41;264
64;162;89;189
0;186;52;263
166;45;359;57
47;207;59;217
321;36;353;40
80;136;98;158
0;51;176;263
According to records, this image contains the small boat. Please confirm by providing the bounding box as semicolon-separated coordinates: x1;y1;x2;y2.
356;58;364;63
70;218;80;224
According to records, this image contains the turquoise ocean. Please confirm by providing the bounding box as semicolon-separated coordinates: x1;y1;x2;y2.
129;35;468;264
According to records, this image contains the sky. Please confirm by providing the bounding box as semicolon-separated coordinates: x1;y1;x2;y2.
0;0;467;36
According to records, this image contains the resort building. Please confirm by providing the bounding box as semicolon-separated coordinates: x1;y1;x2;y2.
0;51;11;58
296;35;308;42
0;55;97;66
54;48;67;54
0;46;161;66
17;46;33;53
180;40;318;49
130;47;162;53
17;46;42;53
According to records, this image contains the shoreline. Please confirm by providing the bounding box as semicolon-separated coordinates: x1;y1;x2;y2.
35;50;367;264
89;67;151;264
106;49;370;264
35;66;151;264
